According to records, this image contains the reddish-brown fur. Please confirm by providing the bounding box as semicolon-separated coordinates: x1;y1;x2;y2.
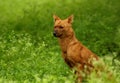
53;15;99;82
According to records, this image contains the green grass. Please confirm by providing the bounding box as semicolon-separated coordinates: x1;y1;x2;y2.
0;0;120;83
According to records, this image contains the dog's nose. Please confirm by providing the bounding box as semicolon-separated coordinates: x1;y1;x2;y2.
53;31;57;37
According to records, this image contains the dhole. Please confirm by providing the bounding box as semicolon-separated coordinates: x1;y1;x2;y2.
53;15;99;82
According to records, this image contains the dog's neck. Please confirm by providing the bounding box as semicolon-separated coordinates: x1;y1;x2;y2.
58;32;78;53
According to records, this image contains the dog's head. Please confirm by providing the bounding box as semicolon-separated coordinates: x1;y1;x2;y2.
53;15;74;38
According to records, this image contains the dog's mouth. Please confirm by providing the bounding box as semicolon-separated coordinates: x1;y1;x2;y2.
53;32;62;37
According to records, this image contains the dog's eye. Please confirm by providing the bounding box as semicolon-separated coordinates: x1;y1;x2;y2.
59;26;63;29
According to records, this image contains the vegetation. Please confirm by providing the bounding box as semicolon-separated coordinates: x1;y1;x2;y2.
0;0;119;82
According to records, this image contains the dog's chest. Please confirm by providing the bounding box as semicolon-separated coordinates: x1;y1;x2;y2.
60;43;70;59
59;40;68;53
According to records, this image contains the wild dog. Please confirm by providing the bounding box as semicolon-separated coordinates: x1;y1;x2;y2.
53;15;99;82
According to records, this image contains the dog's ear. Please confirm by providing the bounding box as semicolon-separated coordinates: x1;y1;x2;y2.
67;15;74;24
53;15;60;22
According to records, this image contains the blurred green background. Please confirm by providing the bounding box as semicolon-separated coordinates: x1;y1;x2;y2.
0;0;120;82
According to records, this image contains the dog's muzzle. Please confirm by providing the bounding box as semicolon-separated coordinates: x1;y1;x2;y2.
53;31;62;37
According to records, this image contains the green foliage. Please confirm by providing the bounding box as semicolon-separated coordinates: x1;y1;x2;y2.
87;57;120;83
0;31;72;82
0;0;120;82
